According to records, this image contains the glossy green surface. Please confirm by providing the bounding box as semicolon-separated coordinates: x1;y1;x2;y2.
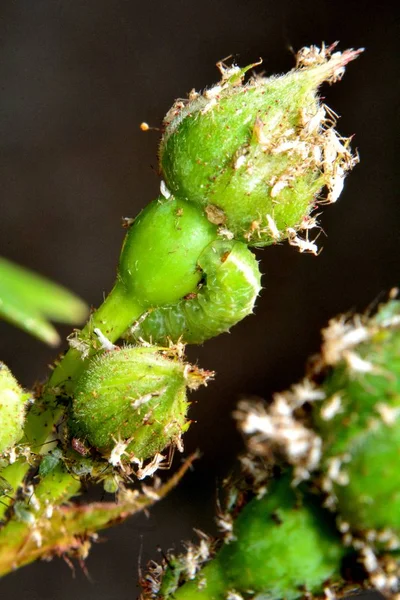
171;476;344;599
119;196;218;306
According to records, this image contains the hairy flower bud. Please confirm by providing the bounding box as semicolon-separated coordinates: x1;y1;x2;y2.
0;362;31;455
160;44;362;248
235;293;400;551
70;346;211;465
313;297;400;540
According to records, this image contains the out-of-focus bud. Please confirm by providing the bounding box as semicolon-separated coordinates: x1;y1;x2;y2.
312;296;400;542
235;291;400;549
156;475;345;599
70;346;212;466
160;44;362;248
0;362;31;455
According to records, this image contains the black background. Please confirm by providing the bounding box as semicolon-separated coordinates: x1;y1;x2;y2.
0;1;398;598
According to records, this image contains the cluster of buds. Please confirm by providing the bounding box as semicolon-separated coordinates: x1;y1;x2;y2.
62;43;362;471
236;293;400;596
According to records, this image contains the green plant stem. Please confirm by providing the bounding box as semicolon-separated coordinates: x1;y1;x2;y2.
0;453;197;577
0;283;145;505
48;280;145;394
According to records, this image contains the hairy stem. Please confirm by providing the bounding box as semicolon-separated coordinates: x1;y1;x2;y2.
0;453;197;577
48;280;145;394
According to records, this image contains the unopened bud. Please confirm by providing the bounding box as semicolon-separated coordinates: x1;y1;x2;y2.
313;298;400;538
160;44;362;247
70;346;211;464
0;362;31;455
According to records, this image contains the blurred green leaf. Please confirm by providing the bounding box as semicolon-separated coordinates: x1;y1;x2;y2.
0;257;88;346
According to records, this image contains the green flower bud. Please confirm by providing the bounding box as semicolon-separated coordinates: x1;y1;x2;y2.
119;196;217;307
160;44;362;247
237;296;400;546
312;297;400;541
0;362;31;455
158;475;345;599
70;346;211;466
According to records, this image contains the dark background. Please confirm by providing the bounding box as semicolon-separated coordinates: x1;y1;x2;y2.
0;1;398;598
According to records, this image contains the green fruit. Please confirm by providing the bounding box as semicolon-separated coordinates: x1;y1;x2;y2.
71;346;209;463
313;299;400;539
160;46;361;247
0;362;31;455
119;196;218;307
166;476;345;599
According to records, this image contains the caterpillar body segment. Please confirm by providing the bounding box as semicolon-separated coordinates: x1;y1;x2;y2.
126;240;262;345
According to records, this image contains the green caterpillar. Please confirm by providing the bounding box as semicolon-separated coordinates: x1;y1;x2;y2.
125;239;262;345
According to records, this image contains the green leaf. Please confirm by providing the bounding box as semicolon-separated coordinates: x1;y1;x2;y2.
0;257;88;346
